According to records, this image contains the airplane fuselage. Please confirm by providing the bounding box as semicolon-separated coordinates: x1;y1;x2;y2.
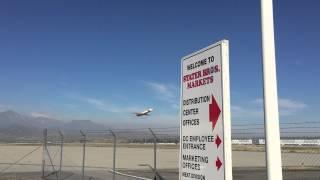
135;109;152;116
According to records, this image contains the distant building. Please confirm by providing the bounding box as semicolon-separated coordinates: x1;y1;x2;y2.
232;139;253;145
257;139;320;146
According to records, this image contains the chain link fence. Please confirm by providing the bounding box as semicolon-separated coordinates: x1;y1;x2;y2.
1;123;320;179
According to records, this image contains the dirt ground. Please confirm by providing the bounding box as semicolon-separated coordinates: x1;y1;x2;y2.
1;143;320;179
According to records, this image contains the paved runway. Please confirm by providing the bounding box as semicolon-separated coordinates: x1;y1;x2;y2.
1;144;320;179
2;144;320;171
119;168;320;180
2;168;320;180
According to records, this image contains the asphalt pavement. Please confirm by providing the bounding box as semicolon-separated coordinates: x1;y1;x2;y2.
119;168;320;180
2;168;320;180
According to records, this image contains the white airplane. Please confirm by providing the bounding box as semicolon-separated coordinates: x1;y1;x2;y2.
134;108;153;116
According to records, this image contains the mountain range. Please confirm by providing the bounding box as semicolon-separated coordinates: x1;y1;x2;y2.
0;110;106;139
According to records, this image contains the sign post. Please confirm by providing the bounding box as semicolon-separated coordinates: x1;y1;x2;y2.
179;40;232;180
260;0;283;179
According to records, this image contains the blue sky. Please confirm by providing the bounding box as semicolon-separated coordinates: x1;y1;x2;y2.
0;0;319;126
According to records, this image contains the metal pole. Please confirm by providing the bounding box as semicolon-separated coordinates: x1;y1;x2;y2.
148;128;157;180
58;131;64;180
138;164;165;180
42;128;47;179
109;130;116;180
260;0;283;180
80;130;86;180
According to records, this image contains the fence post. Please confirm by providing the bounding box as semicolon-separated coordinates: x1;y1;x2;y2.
58;131;64;180
42;128;47;179
109;130;117;180
149;128;157;180
80;130;86;180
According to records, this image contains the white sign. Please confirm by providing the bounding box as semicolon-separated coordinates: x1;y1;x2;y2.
179;40;232;180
